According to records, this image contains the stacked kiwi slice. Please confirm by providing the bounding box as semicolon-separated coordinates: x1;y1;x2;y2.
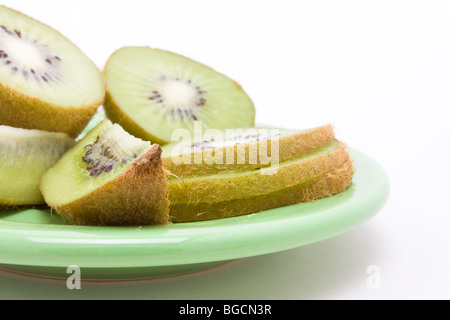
164;130;353;222
162;124;335;177
0;5;354;226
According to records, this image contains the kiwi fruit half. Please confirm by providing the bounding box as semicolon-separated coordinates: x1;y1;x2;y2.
103;47;255;145
0;125;75;205
162;124;334;177
167;140;352;219
0;6;104;138
40;119;170;226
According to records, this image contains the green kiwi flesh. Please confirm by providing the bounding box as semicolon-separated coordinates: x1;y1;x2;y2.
0;6;104;137
0;125;75;205
162;124;335;177
40;119;170;226
103;47;255;145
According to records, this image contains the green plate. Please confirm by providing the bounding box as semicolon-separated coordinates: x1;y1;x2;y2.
0;147;389;280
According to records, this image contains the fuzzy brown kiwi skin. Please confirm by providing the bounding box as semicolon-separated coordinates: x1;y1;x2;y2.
163;124;335;177
167;141;349;205
103;90;166;145
169;159;354;223
47;144;170;226
0;83;103;138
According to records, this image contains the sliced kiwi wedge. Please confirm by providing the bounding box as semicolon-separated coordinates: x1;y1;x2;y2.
40;120;170;226
168;139;350;205
103;47;255;145
0;125;75;205
170;159;354;222
0;6;104;138
162;124;335;177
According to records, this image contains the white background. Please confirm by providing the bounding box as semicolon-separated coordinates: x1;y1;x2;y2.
0;0;449;300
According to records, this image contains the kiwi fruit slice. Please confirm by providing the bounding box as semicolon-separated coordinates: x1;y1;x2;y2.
0;125;75;205
103;47;255;145
162;124;334;177
170;159;354;222
40;119;170;226
167;139;349;205
0;6;104;138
